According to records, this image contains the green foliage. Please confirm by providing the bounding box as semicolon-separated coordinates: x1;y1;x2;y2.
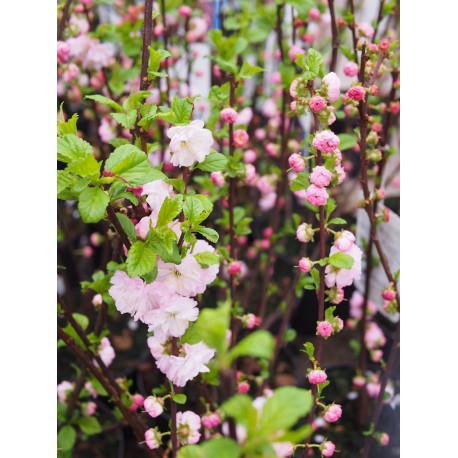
178;438;241;458
193;226;219;243
338;133;357;151
295;48;324;80
290;171;309;192
85;94;123;112
57;425;76;452
229;330;274;362
116;213;137;241
57;107;79;137
196;152;228;172
57;134;93;164
76;417;102;435
328;252;355;269
126;240;157;277
111;110;137;129
238;60;264;80
78;187;109;223
156;96;194;125
148;47;171;77
194;251;220;268
157;195;184;227
172;394;187;405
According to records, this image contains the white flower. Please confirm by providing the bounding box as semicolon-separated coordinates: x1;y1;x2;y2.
97;337;115;367
157;255;202;297
144;396;164;418
57;381;74;403
142;180;174;215
177;411;201;445
165;342;215;387
143;295;199;338
322;72;341;103
167;120;213;167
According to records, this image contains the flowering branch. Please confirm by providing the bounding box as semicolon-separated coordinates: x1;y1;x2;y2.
328;0;339;71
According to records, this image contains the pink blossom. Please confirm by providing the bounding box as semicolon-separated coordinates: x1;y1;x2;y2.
309;7;321;21
288;45;305;61
257;175;276;195
317;321;333;338
97;337;115;367
135;215;157;240
346;86;366;101
358;22;374;38
57;381;75;403
289;78;301;98
366;381;381;397
378;432;390;446
273;442;295;457
334;164;346;184
57;41;71;63
324;404;342;422
62;63;80;82
309;96;326;113
228;261;242;276
305;184;329;206
325;244;362;289
328;287;345;304
98;117;116;143
177;411;201;445
186;17;207;42
144;396;164;418
130;393;144;412
143;295;199;338
390;102;400;114
334;230;356;252
379;39;390;52
308;370;327;385
382;288;396;301
371;349;383;362
265;142;279;158
211;171;225;187
142;180;174;214
296;223;314;243
236;107;253;125
145;428;161;449
312;130;340;153
353;375;366;387
157;255;202;297
254;128;266;140
178;5;192;18
245;164;257;185
238;381;250;393
299;257;312;273
191;239;220;290
201;412;221;429
310;166;332;188
365;322;386;349
82;402;97;417
321;441;336;457
165;342;215;387
243;149;257;163
233;129;249;147
259;192;277;211
84;381;98;398
288;153;305;173
322;72;341;103
243;313;260;329
168;120;214;167
343;62;359;77
92;293;103;307
220;107;238;124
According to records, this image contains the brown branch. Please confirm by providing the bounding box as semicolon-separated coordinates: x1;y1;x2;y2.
348;0;359;65
140;0;154;91
57;0;73;40
328;0;339;71
373;0;386;41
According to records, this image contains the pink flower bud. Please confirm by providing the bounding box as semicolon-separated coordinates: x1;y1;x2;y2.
202;412;221;429
366;381;381;397
178;5;192;18
82;401;97;417
368;43;379;52
372;122;382;133
263;227;273;239
288;45;305;62
370;84;379;96
210;171;225;187
308;7;321;21
57;41;71;64
144;428;161;449
309;96;326;113
213;64;221;78
298;257;312;273
317;321;333;338
324;404;342;422
371;349;383;362
346;86;366;101
305;184;329;206
343;62;359;77
271;71;281;84
233;129;249;147
254;128;266;140
379;39;390;52
220;107;238;124
378;432;390;446
290;101;297;111
321;441;336;457
334;230;356;252
92;293;103;307
353;375;366;387
144;396;164;417
296;223;314;243
243;149;257;163
288;153;305;173
390;102;400;114
238;381;250;393
308;369;327;385
382;288;396;301
312;130;340;153
228;261;242;276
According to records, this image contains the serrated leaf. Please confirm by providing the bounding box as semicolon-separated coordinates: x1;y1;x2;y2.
328;217;347;225
304;342;315;359
290;171;309;192
238;60;264;80
193;226;219;243
221;395;258;435
229;330;274;361
57;109;79;137
57;170;78;194
157;195;183;227
116;213;137;241
57;134;92;163
338;133;357;151
77;417;102;435
194;251;219;268
328;252;355;269
165;178;186;194
72;177;92;193
178;438;241;458
126;241;157;277
67;154;101;178
57;425;76;451
148;47;171;75
196;152;228;172
111;110;137;129
184;196;204;223
123;91;151;111
85;94;123;112
78;187;109;223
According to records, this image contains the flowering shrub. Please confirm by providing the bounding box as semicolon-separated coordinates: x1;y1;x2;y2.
57;0;400;457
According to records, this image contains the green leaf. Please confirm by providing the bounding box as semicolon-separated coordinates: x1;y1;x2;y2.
85;94;123;112
304;342;315;359
111;110;137;129
337;133;357;151
238;60;264;80
72;177;92;193
73;313;89;330
123;91;151;111
57;170;78;195
229;330;274;361
171;96;194;125
193;226;219;243
328;217;347;225
178;438;241;458
67;154;101;178
184;196;205;223
328;252;355;269
105;144;166;185
77;417;102;435
78;187;109;223
148;47;171;75
116;213;137;241
172;394;187;404
57;109;79;137
196;152;228;172
290;171;309;192
126;241;157;277
165;178;186;194
57;134;92;163
57;425;76;452
260;387;313;435
157;195;184;227
288;0;314;15
325;198;337;222
221;394;258;435
310;268;320;290
194;251;220;268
